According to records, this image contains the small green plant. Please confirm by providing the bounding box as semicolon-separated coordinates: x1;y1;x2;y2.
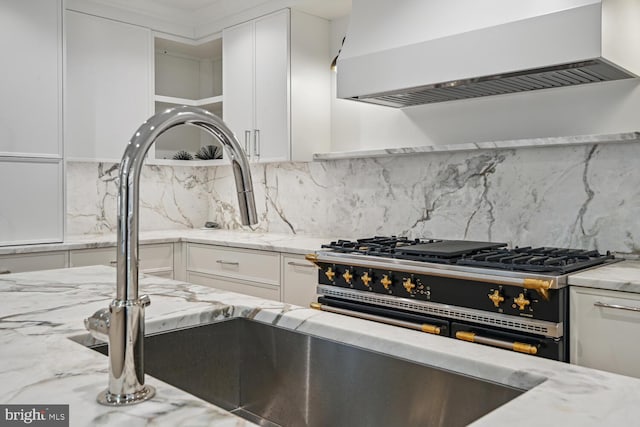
172;150;194;160
195;144;223;160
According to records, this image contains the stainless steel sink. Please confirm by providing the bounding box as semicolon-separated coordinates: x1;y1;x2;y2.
89;318;523;426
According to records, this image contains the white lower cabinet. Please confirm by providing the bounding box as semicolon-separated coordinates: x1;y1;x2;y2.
570;286;640;378
185;243;281;299
69;243;174;278
282;254;318;307
0;251;68;274
186;271;280;301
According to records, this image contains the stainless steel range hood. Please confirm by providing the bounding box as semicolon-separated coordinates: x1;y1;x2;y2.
337;0;640;108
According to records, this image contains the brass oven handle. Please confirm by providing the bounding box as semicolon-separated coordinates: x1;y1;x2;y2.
455;331;538;355
310;302;442;335
594;301;640;313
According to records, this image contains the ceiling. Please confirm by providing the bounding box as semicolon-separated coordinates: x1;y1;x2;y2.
96;0;351;23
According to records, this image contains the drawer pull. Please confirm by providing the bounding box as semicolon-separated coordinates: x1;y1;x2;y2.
110;260;142;266
216;260;239;266
287;261;315;268
0;269;10;274
594;301;640;313
455;331;538;355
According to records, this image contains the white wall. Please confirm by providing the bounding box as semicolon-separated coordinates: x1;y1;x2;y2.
329;15;640;153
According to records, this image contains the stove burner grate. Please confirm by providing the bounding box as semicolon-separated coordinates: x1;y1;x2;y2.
322;237;614;274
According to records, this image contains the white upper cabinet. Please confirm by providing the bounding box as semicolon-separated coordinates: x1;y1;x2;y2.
224;9;330;162
0;0;62;157
65;11;151;161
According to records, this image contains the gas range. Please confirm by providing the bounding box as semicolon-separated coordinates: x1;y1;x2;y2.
306;236;617;361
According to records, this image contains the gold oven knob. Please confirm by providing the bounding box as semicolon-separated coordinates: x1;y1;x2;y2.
380;275;392;290
342;269;353;284
403;277;416;294
488;290;505;308
514;293;531;311
324;267;336;281
361;272;372;287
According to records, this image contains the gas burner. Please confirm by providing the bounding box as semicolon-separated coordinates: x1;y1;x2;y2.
322;237;614;274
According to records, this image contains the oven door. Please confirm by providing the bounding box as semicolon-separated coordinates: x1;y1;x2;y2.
451;322;565;361
317;296;449;336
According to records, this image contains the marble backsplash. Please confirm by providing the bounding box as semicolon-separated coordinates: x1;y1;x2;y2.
66;141;640;254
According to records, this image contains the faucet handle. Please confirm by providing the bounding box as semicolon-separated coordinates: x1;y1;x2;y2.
138;294;151;307
84;307;110;342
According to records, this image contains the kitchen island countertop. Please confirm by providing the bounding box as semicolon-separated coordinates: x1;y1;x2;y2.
1;266;640;426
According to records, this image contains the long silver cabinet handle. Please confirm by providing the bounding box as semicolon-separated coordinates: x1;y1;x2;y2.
287;261;315;268
594;301;640;313
254;129;260;158
216;260;240;266
244;130;251;155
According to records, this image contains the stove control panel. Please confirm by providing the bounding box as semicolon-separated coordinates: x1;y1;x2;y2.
313;261;564;323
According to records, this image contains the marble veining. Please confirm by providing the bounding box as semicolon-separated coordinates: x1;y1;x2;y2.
2;266;640;426
66;135;640;255
66;162;211;235
202;142;640;254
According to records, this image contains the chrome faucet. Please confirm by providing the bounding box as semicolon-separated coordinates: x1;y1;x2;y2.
85;106;258;405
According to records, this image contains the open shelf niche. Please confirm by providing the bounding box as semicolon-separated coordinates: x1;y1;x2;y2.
153;35;225;162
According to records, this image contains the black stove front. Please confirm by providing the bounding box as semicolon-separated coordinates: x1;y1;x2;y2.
310;236;617;361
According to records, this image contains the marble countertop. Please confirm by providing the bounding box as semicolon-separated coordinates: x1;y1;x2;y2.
4;230;640;295
0;229;340;257
2;266;640;426
313;131;640;161
568;260;640;293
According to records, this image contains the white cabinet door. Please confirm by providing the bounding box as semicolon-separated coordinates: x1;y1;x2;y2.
0;159;63;245
223;10;290;163
0;251;67;274
254;10;289;161
69;244;174;278
0;0;64;246
282;254;318;307
0;0;62;157
186;271;281;301
570;286;640;378
65;11;151;161
222;20;254;156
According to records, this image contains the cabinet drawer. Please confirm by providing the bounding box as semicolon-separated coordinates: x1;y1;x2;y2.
186;243;280;286
186;271;280;301
570;286;640;378
282;254;318;307
0;251;67;274
70;244;173;274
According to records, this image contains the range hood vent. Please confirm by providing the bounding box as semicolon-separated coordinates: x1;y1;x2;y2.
337;0;640;108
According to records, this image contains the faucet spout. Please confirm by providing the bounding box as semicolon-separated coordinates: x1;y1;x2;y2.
92;106;257;406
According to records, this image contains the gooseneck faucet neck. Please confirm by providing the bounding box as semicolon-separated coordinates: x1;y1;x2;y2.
91;106;257;406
